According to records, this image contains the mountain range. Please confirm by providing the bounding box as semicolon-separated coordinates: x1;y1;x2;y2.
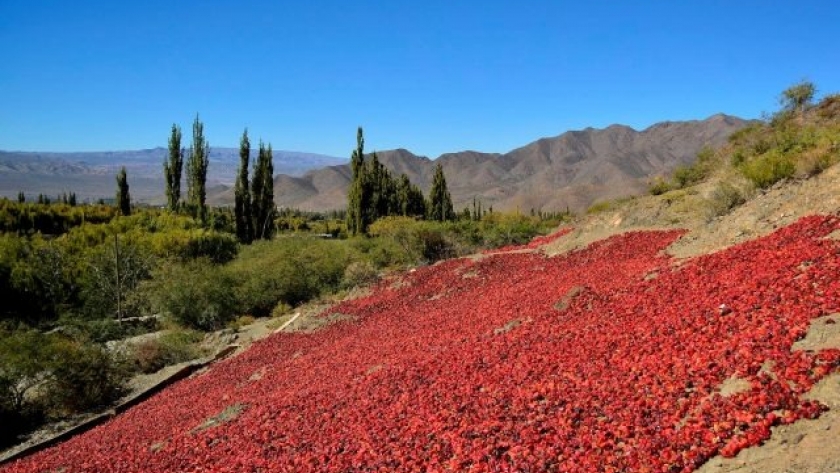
0;149;345;203
2;114;748;211
212;114;748;213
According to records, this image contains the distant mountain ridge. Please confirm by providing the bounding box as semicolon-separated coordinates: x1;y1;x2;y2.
215;114;748;213
1;114;749;209
0;148;345;202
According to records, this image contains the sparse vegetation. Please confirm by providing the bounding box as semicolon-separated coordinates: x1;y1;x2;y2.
131;329;204;374
705;181;747;219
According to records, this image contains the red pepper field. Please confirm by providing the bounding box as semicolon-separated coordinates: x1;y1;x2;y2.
4;216;840;473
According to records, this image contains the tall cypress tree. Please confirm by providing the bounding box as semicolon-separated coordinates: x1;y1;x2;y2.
164;124;184;212
116;166;131;216
396;173;426;218
346;127;366;235
251;141;275;240
186;115;210;223
427;163;454;222
234;129;252;243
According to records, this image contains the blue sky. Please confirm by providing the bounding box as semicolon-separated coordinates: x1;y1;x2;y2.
1;1;838;158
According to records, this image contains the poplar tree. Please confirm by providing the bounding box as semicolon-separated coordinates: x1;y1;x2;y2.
164;124;184;211
396;173;426;218
186;115;210;223
234;129;252;243
116;167;131;216
251;141;275;240
427;163;454;221
346;127;367;235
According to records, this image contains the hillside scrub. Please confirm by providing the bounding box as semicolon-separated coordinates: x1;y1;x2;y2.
727;92;840;189
647;87;840;213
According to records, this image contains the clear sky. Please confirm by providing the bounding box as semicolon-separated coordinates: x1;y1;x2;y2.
1;1;838;158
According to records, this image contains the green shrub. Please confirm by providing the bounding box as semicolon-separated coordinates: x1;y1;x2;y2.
648;177;673;195
131;329;203;374
0;329;53;447
346;235;412;269
341;261;380;289
586;201;613;214
738;150;796;188
673;165;704;188
368;217;459;264
0;329;53;412
179;231;238;264
705;182;746;218
229;238;353;316
416;227;455;263
477;214;545;248
152;259;238;330
47;339;130;413
227;315;256;331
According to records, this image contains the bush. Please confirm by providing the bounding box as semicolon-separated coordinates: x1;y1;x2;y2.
341;261;380;289
229;238;353;317
586;201;613;214
368;218;459;264
151;259;238;330
47;339;130;413
738;150;795;188
0;329;53;448
648;178;673;195
347;235;413;269
131;330;203;374
705;182;746;218
416;227;455;263
476;214;546;248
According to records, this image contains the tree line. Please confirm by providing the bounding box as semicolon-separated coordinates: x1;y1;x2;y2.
112;115;278;243
110;122;460;239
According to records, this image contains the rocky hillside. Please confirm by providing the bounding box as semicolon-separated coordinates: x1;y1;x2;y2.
245;114;748;213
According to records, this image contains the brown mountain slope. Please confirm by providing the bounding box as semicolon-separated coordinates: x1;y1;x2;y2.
248;114;748;213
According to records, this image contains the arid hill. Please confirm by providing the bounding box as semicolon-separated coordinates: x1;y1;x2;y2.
241;114;748;213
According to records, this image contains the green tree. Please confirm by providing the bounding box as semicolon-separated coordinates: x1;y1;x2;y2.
780;80;816;115
396;173;426;217
116;166;131;216
17;191;24;203
186;115;210;223
164;124;184;212
10;239;74;322
83;235;153;320
0;329;53;412
427;163;455;221
251;141;275;240
346;127;367;235
234;129;253;243
369;152;400;219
